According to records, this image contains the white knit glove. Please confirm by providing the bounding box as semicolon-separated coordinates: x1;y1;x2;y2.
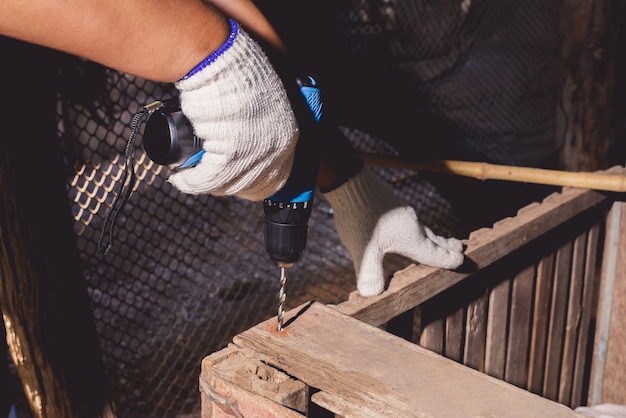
324;166;465;296
576;404;626;418
169;20;298;201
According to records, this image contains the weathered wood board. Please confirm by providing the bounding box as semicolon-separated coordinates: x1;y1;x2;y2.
591;201;626;405
233;302;584;418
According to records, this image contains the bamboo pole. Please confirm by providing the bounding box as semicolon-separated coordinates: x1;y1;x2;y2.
360;153;626;193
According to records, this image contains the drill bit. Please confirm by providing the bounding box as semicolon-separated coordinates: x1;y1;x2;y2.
277;266;287;331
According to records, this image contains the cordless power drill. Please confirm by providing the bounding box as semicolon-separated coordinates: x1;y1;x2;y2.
142;76;322;330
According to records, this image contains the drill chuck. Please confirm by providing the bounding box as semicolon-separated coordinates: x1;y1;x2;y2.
263;196;313;267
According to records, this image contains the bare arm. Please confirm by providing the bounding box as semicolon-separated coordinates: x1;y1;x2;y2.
0;0;345;189
0;0;230;82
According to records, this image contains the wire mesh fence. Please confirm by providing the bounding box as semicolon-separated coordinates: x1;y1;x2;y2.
6;0;566;416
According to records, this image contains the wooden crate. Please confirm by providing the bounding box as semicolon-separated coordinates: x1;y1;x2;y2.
198;168;626;417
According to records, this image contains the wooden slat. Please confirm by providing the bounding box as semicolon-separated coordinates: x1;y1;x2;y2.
336;186;608;327
419;316;444;354
558;231;588;406
544;240;574;401
418;293;447;354
505;265;535;388
588;202;623;403
445;307;465;362
571;223;600;407
485;277;511;380
527;252;556;394
464;292;488;372
234;302;582;418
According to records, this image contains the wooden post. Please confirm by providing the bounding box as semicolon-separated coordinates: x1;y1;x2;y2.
557;0;619;171
0;38;115;418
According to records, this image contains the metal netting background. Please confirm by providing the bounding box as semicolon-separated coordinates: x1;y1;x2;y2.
11;1;563;416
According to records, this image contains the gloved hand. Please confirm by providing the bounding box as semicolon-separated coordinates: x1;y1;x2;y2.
323;166;465;296
169;19;299;201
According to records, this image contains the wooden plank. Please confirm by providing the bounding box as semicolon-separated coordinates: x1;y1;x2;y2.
588;201;623;404
600;201;626;404
485;277;511;380
419;295;446;354
445;307;466;362
336;185;609;327
464;291;488;372
527;252;556;394
234;302;583;418
419;316;444;354
544;240;573;401
571;223;600;407
505;265;535;388
558;231;588;406
200;346;307;418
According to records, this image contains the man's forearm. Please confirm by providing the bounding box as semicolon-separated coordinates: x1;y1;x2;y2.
0;0;229;82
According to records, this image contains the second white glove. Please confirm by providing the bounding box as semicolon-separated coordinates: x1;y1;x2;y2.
170;20;299;201
324;166;465;296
